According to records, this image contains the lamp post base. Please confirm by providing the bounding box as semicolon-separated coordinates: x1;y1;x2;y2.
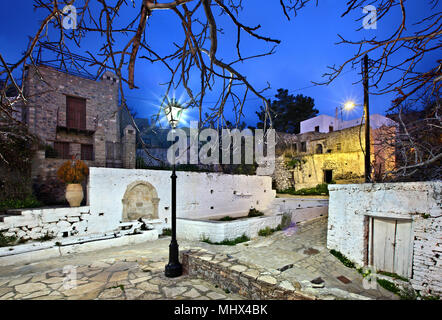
165;262;182;278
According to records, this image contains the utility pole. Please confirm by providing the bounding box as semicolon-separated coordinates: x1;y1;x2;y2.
363;54;371;183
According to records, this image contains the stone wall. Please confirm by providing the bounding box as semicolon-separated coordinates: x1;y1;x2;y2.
327;181;442;295
181;249;313;300
0;207;92;240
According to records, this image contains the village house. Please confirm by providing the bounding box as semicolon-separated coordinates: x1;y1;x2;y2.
16;64;136;203
272;114;397;191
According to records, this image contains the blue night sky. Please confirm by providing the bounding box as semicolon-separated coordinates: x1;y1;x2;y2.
0;1;438;126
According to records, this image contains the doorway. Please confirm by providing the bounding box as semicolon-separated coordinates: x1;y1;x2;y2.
370;217;413;278
324;170;333;183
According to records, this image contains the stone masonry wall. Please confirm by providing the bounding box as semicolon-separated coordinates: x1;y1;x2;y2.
181;249;313;300
0;207;92;240
327;181;442;295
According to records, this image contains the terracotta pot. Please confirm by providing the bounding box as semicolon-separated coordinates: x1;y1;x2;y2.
65;184;84;207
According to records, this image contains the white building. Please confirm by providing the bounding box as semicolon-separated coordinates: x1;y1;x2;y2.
300;113;397;134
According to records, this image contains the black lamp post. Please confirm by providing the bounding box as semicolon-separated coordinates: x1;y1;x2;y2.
164;98;184;278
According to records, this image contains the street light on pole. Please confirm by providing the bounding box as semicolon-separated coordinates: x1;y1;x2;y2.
337;100;356;129
362;54;371;183
163;97;184;278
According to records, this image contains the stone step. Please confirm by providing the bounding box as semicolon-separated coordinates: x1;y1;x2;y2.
0;214;15;222
4;209;23;216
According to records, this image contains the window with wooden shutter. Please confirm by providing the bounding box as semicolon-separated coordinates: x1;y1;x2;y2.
54;142;70;159
81;144;94;161
66;96;86;130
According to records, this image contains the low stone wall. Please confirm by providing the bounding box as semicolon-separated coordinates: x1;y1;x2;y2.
1;207;92;240
327;181;441;296
181;249;314;300
177;215;282;243
0;230;158;267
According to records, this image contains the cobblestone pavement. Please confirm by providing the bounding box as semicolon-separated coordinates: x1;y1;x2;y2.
0;253;243;300
0;217;397;300
198;217;398;300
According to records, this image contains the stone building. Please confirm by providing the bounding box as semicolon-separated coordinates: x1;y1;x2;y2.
18;65;136;202
272;115;397;191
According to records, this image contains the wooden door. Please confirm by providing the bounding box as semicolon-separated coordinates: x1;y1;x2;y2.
371;217;412;278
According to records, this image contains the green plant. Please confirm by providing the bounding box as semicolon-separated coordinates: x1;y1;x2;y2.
0;231;18;247
279;183;330;196
377;278;400;295
110;284;125;291
329;249;356;268
218;216;235;221
258;225;282;237
0;195;42;210
421;213;431;219
377;271;408;282
201;234;250;246
248;208;264;217
161;228;172;236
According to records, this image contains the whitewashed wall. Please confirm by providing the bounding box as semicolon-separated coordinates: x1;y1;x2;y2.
327;181;442;295
87;168;275;234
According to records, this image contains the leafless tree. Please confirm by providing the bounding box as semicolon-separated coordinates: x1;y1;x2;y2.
0;0;440;177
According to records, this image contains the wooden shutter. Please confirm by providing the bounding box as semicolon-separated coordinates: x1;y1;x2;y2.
54;142;70;159
66;96;86;130
81;144;93;161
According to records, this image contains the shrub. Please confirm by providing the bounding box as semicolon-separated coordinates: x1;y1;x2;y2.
248;208;264;217
0;195;42;211
57;159;89;184
377;271;408;282
0;123;39;202
161;228;172;236
0;231;17;247
201;234;250;246
377;278;400;295
330;249;356;268
280;183;330;196
218;216;235;221
258;225;282;237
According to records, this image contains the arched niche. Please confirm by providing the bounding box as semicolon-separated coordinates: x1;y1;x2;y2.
121;180;160;221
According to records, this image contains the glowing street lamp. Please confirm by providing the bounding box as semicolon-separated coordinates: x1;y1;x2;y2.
343;100;356;111
163;97;184;278
164;98;184;129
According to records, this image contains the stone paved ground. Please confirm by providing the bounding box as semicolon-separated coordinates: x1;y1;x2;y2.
0;217;397;300
0;252;243;300
199;217;398;300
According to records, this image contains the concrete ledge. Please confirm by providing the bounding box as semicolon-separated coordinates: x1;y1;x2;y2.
0;230;158;267
177;215;282;243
